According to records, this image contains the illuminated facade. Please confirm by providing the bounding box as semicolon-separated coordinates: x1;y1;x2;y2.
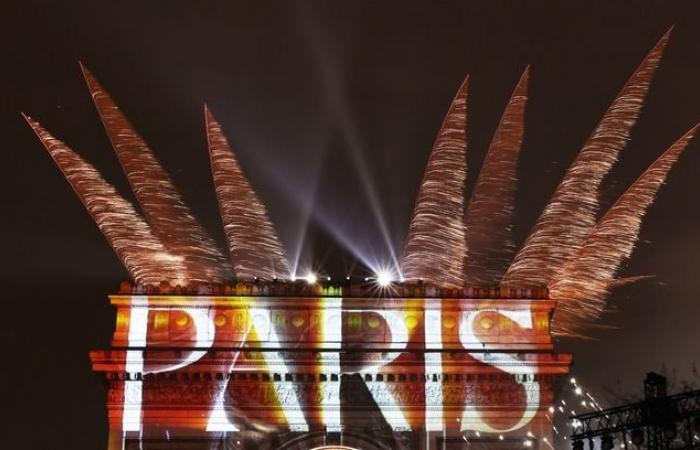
91;283;571;449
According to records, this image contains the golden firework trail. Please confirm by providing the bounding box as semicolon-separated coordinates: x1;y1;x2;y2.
548;124;698;336
502;29;671;287
463;67;529;286
402;76;469;288
80;64;232;283
26;29;694;337
205;106;290;280
24;114;188;285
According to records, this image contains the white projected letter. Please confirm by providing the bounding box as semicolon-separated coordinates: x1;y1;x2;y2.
424;301;444;431
321;298;342;431
122;298;215;432
458;306;540;433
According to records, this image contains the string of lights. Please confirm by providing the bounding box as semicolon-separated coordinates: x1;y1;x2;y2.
456;374;606;449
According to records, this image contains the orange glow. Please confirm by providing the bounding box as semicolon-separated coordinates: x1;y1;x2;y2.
367;316;380;328
214;314;227;327
443;316;456;329
174;313;189;327
405;315;419;330
153;311;169;330
480;316;495;330
291;315;305;328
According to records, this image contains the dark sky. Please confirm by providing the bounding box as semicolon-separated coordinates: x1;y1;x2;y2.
2;1;700;448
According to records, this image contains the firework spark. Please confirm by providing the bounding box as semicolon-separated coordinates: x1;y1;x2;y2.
464;67;529;286
549;124;698;336
502;29;671;287
205;106;291;280
401;76;469;288
608;275;656;289
27;29;694;339
24;114;188;285
80;64;231;283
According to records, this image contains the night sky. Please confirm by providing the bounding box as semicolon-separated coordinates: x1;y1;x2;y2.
2;1;700;448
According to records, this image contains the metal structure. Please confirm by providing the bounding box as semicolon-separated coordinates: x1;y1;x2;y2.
571;373;700;450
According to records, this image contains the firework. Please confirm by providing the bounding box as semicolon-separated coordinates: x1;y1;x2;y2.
205;106;290;280
549;124;698;336
464;67;529;286
502;29;671;287
80;64;231;283
24;114;188;285
402;76;469;288
26;29;694;338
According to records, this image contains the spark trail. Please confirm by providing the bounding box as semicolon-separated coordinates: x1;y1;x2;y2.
549;124;698;336
502;29;672;287
81;64;231;283
27;29;694;339
402;76;469;288
205;106;291;280
24;114;188;285
464;67;529;286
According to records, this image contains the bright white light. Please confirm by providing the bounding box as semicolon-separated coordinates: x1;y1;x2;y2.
376;270;393;287
524;440;533;447
305;273;318;284
575;387;583;395
291;275;297;281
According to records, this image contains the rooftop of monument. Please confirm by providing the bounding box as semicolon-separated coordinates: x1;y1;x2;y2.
117;279;549;299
